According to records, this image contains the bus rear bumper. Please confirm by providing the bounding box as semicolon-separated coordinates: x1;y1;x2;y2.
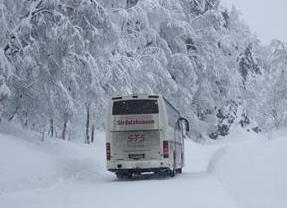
107;160;172;173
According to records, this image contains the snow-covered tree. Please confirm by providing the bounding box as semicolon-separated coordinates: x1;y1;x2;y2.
0;0;286;141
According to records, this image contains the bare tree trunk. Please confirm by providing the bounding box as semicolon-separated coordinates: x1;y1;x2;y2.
24;118;28;127
23;111;28;128
50;119;54;137
91;123;95;143
62;121;67;140
85;104;90;144
272;109;280;129
8;106;19;121
41;128;45;142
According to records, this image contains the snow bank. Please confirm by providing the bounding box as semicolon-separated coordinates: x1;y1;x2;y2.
184;138;226;173
0;133;58;194
0;126;239;208
1;121;286;208
210;129;287;208
0;121;107;194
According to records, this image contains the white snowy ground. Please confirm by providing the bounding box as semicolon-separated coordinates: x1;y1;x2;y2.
0;122;286;208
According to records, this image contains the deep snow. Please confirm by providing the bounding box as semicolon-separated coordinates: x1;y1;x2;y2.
212;129;287;208
0;122;286;208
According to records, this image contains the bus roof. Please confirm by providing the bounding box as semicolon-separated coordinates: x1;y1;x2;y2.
111;94;160;101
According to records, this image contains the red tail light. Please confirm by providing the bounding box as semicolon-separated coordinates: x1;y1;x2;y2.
106;143;111;160
163;141;169;158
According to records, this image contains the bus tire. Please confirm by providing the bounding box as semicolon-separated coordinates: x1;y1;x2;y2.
170;169;175;177
177;168;182;174
116;172;133;180
116;173;125;179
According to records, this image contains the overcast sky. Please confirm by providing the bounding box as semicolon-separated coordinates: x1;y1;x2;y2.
221;0;287;44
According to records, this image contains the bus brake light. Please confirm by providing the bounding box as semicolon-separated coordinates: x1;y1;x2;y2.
106;143;111;160
163;141;169;158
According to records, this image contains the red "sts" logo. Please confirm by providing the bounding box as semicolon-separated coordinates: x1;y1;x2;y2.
127;134;145;143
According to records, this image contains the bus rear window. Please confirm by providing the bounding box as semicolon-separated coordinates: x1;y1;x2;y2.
112;100;159;115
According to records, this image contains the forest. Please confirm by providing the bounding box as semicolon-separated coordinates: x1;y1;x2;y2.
0;0;287;142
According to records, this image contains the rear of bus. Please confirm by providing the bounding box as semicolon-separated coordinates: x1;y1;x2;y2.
106;95;170;177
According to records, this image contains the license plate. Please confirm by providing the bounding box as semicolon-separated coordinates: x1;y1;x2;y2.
129;154;145;160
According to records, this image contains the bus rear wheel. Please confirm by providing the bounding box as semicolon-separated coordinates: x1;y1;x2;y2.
116;172;133;180
176;168;182;174
169;169;175;177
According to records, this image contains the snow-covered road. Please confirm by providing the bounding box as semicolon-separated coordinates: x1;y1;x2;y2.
0;124;286;208
0;173;239;208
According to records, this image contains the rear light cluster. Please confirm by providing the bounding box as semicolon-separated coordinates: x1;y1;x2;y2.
106;143;111;160
163;141;169;158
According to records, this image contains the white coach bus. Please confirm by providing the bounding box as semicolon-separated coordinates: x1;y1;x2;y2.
106;95;189;179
